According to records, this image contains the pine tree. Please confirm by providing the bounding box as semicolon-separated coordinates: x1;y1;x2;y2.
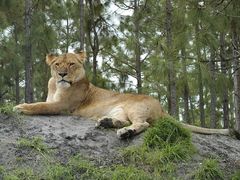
220;32;229;128
165;0;177;117
79;0;84;51
231;0;240;134
24;0;33;103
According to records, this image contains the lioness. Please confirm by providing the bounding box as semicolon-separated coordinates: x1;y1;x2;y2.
14;52;230;139
14;52;165;139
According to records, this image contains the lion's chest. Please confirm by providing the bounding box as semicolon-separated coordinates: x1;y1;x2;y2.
53;91;61;101
53;85;70;101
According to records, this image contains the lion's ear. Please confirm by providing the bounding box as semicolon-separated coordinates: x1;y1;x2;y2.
46;54;57;65
75;51;86;64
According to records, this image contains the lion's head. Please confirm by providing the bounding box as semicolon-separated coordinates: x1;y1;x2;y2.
46;52;86;87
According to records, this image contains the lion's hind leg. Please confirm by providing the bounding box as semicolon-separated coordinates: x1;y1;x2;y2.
116;106;151;139
96;106;130;128
116;122;149;139
96;117;130;128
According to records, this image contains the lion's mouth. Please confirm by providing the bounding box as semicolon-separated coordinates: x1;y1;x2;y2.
58;79;72;85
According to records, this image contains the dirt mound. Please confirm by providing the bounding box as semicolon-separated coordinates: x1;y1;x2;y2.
0;114;239;177
0;114;142;168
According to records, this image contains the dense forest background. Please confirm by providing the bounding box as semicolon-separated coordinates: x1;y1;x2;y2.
0;0;240;132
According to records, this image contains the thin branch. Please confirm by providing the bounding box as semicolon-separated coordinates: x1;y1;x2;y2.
102;50;137;71
219;0;233;12
104;62;136;79
114;2;134;10
0;90;8;101
178;54;240;63
141;50;152;63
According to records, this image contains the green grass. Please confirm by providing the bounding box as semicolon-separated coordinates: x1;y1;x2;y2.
0;103;16;116
109;165;152;180
45;164;73;180
2;151;153;180
0;166;4;174
0;166;5;180
0;103;23;123
17;136;48;154
121;116;196;177
193;159;224;180
68;155;104;180
232;170;240;180
144;116;192;149
3;168;35;180
146;141;194;165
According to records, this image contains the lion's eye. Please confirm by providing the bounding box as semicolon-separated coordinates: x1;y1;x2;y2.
55;63;59;66
69;63;75;66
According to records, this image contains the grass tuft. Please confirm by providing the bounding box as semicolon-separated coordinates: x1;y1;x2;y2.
45;164;73;180
144;116;191;149
232;170;240;180
68;155;102;179
121;116;196;177
146;141;195;165
110;165;152;180
193;159;224;180
4;168;35;180
17;136;48;153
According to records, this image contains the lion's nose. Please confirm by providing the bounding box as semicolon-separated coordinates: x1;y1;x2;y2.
59;73;67;77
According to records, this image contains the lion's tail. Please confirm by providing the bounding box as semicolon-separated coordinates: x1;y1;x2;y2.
181;123;230;136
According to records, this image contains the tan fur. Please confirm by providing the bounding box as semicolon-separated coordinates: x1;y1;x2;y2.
14;52;230;138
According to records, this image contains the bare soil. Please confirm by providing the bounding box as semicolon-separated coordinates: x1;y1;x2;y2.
0;114;240;178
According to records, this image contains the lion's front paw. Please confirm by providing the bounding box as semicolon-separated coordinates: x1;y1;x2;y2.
117;128;136;139
13;103;32;114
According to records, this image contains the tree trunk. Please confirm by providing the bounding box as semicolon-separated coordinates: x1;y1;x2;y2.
190;97;195;124
79;0;85;51
134;0;142;94
220;32;229;128
166;0;177;117
195;23;205;127
24;0;33;103
231;12;240;134
182;49;190;123
15;69;20;104
66;17;69;53
198;57;205;128
210;49;216;128
13;22;20;104
87;0;99;85
92;53;97;85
